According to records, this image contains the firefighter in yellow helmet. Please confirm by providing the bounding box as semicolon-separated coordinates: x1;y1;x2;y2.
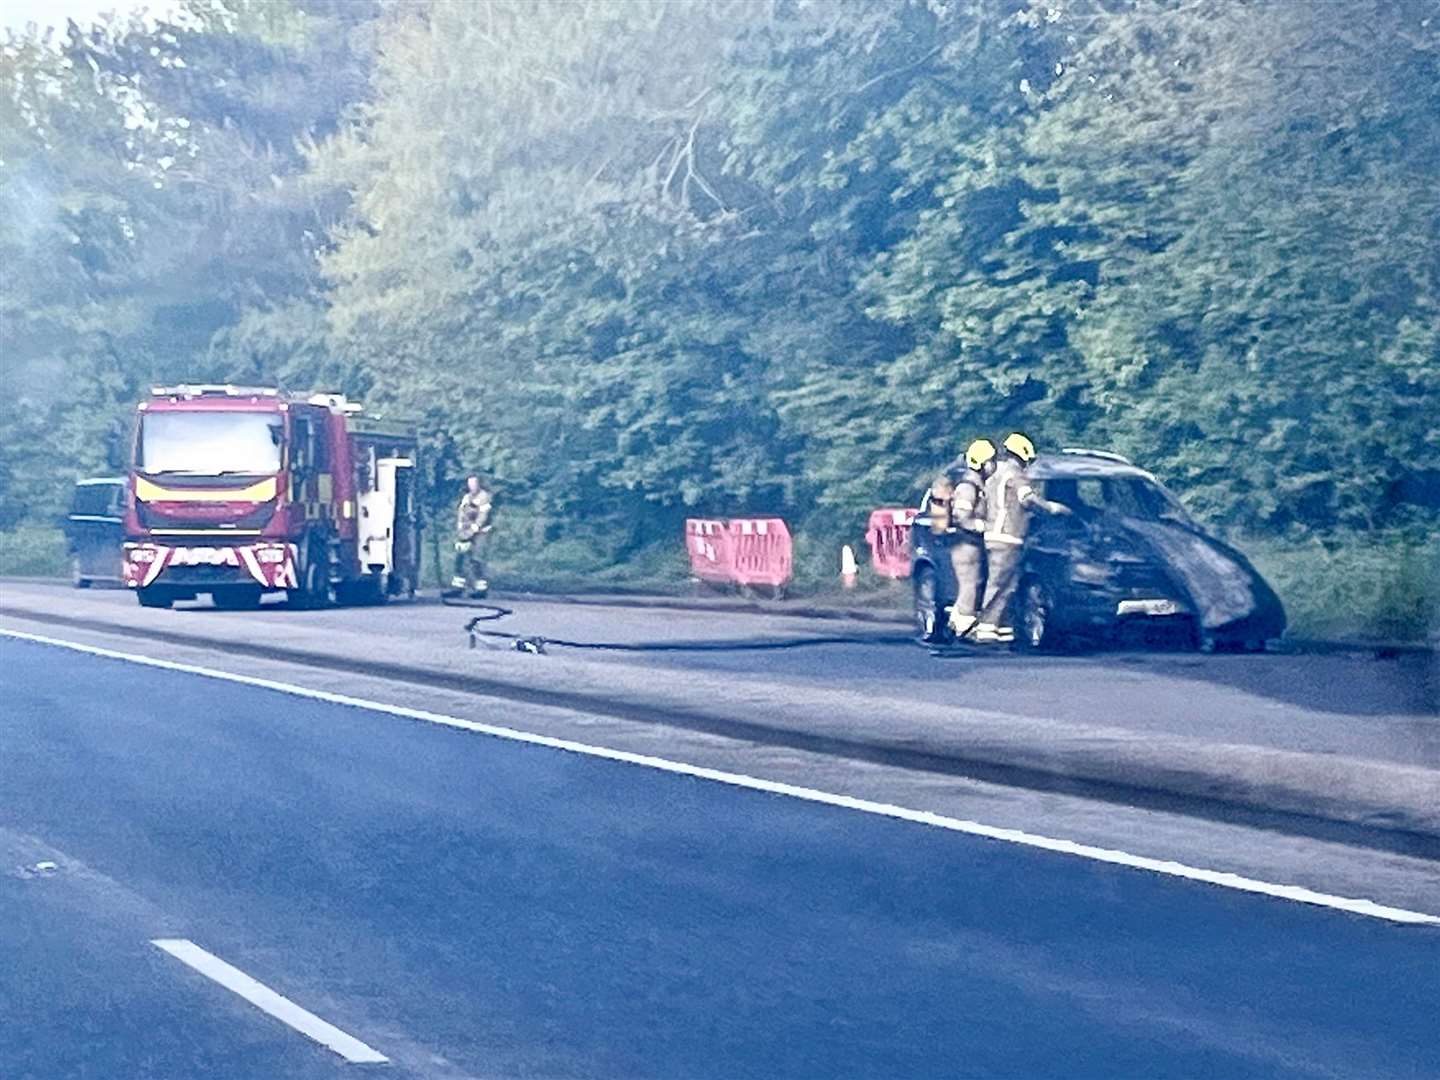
976;433;1070;643
945;438;995;638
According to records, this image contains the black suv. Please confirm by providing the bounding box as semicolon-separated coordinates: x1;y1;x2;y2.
911;450;1286;650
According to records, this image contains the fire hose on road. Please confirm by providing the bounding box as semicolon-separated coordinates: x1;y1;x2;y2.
440;594;911;655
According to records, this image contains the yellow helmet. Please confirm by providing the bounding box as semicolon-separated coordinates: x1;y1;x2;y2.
1002;432;1037;462
964;438;997;471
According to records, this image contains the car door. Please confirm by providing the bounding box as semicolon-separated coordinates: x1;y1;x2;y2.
1026;478;1116;618
1027;478;1096;557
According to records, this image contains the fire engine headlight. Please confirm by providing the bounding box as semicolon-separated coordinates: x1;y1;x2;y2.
128;548;157;563
256;547;287;564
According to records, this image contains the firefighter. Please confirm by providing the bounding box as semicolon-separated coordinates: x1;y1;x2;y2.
452;475;493;597
976;433;1069;643
946;438;995;638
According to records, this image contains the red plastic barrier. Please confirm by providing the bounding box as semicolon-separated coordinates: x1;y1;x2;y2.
685;518;733;583
865;507;919;579
727;517;793;590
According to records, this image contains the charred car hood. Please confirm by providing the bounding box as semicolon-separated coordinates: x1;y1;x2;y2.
1116;518;1286;637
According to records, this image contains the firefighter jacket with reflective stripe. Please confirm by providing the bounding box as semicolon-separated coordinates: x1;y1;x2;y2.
984;457;1040;546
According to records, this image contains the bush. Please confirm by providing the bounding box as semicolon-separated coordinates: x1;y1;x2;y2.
1242;531;1439;644
419;508;694;595
0;525;68;578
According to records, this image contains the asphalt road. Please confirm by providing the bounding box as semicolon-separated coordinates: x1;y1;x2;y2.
3;635;1438;1079
5;582;1436;767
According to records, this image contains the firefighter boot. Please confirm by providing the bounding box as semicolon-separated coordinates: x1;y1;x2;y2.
948;611;977;639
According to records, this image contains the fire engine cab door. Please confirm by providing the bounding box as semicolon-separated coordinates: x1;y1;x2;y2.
358;457;412;575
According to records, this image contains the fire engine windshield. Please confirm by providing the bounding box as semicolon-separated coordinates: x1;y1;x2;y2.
140;411;284;475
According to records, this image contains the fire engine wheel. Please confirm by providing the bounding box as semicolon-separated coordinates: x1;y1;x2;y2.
136;586;173;609
337;575;386;607
292;557;336;610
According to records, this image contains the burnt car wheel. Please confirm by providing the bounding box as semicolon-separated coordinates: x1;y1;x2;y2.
1016;577;1061;651
913;565;946;643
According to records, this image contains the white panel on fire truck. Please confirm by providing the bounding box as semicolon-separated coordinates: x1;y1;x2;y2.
358;457;411;574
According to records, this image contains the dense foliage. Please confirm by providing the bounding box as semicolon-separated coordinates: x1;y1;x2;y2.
3;0;1437;565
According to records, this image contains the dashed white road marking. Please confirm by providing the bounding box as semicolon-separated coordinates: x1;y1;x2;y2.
4;627;1439;927
151;939;388;1064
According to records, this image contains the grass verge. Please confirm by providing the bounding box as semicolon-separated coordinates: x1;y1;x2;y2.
0;525;67;578
1242;532;1438;645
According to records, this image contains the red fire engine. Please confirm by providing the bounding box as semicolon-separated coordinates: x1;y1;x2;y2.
122;385;421;609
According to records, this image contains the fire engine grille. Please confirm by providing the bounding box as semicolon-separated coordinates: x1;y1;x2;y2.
139;502;276;530
161;564;249;586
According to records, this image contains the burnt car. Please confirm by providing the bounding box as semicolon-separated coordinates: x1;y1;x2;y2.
63;477;127;588
911;450;1286;651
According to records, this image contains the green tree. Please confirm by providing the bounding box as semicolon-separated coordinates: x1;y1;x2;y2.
4;0;1436;586
1;0;380;516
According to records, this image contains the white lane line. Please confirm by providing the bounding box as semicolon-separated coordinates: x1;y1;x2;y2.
5;627;1438;927
151;939;388;1064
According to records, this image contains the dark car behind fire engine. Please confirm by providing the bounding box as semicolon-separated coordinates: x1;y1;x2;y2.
63;477;126;588
911;450;1286;651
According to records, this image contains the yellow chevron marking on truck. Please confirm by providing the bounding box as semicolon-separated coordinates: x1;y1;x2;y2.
135;477;277;503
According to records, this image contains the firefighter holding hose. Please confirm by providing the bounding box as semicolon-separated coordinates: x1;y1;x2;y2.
452;475;493;598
